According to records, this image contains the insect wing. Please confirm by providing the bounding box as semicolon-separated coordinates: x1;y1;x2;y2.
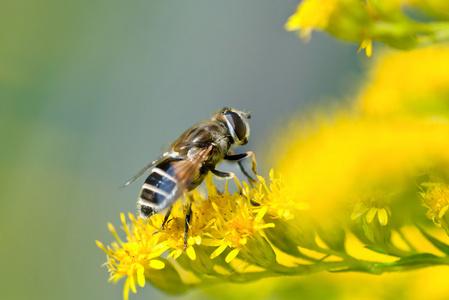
123;152;169;187
140;146;213;212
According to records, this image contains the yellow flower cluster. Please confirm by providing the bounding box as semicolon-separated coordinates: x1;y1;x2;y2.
96;216;166;299
286;0;449;55
97;173;297;299
420;177;449;233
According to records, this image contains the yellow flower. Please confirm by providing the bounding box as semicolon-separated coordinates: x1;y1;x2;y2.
96;214;166;300
275;116;449;223
285;0;370;42
285;0;340;39
357;39;373;57
248;169;309;220
420;179;449;230
286;0;449;53
359;45;449;118
98;174;280;297
209;188;275;263
351;190;392;226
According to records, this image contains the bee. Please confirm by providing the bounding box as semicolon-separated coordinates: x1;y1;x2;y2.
124;107;258;249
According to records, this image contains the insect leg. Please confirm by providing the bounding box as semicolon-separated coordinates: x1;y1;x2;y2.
152;206;173;235
211;169;243;194
184;203;192;251
224;151;258;185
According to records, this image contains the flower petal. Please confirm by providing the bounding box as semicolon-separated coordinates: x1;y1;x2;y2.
128;272;137;293
225;249;240;263
366;207;378;223
107;222;123;245
260;223;275;229
255;206;268;222
136;265;145;287
210;243;228;259
351;206;368;220
173;249;183;260
439;205;449;219
95;240;109;255
149;259;165;269
186;246;197;260
123;278;130;300
377;208;389;226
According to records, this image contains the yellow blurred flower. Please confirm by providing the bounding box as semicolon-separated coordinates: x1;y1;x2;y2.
276;116;449;221
285;0;371;43
351;189;392;226
285;0;341;39
420;178;449;232
360;45;449;118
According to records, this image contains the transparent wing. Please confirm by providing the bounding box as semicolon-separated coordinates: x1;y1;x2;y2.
123;152;169;187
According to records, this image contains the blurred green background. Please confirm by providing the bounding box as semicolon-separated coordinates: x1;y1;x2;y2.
0;1;365;299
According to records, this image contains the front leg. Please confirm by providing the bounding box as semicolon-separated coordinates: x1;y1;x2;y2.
211;169;243;194
224;151;258;185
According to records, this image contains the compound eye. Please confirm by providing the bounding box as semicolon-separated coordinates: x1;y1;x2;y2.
224;111;247;142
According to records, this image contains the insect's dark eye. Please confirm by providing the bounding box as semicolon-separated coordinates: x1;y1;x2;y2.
224;111;247;142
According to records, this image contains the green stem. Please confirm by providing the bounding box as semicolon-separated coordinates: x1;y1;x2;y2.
187;255;449;292
312;245;356;261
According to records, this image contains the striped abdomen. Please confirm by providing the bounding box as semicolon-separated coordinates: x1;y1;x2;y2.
138;158;182;217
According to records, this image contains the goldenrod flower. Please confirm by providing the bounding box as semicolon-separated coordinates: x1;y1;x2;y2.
98;175;282;297
357;39;373;57
286;0;449;54
96;215;166;300
209;200;274;263
249;169;309;220
420;179;449;232
351;190;392;226
285;0;370;42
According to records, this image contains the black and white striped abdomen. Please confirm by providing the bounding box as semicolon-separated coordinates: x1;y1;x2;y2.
138;158;181;217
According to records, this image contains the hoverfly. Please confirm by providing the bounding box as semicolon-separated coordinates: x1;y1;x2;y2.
124;107;258;249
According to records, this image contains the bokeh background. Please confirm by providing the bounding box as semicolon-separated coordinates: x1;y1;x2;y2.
0;1;367;299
